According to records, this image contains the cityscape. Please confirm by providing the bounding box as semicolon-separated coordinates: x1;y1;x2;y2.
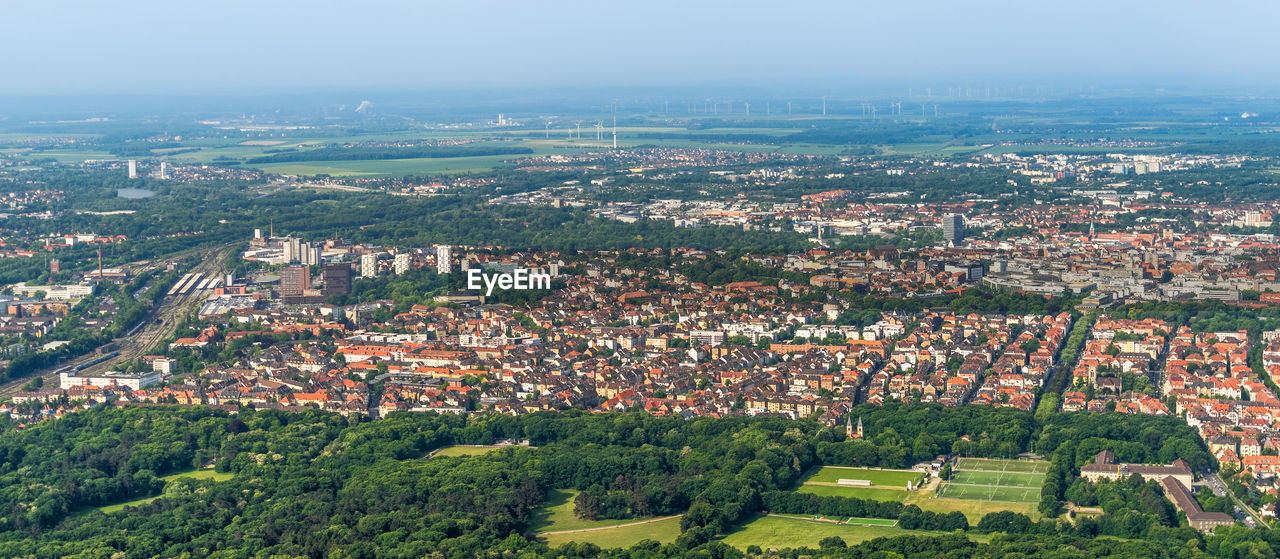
1;1;1280;557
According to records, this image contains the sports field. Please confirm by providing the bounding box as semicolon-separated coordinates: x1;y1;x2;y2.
904;493;1040;523
938;458;1047;503
794;466;924;503
719;514;989;550
956;457;1050;473
795;484;910;502
804;466;923;487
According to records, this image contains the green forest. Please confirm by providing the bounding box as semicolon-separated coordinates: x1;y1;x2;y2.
0;403;1271;558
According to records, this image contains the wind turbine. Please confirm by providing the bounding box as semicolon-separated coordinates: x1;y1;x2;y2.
822;96;826;116
612;116;617;149
744;102;750;116
595;121;603;141
545;121;550;139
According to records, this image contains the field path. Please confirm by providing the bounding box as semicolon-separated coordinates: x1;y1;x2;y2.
536;514;683;535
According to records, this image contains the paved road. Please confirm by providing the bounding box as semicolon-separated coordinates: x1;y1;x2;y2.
1206;472;1267;528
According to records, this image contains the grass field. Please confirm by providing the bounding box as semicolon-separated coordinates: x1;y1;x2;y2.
530;489;638;532
904;493;1041;523
161;468;233;482
938;483;1040;502
795;484;910;502
94;468;233;514
719;514;986;550
804;467;923;487
844;517;898;527
428;445;509;458
792;466;924;503
950;470;1045;488
539;515;681;548
938;458;1047;503
956;458;1050;474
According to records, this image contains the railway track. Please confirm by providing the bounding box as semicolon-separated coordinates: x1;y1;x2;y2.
0;245;235;396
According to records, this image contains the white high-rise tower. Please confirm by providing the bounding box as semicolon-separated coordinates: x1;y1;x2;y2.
436;245;452;274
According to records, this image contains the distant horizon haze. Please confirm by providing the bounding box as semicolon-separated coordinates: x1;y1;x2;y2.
3;0;1279;96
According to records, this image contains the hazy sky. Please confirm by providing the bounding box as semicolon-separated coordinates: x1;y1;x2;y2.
4;0;1279;94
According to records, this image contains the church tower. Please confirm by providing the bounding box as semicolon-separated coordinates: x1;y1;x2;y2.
847;415;863;439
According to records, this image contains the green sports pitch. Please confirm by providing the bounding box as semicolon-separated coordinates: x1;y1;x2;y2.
792;466;925;503
955;457;1049;474
939;458;1048;503
803;466;923;487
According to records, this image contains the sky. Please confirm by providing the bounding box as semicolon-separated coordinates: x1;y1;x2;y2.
3;0;1279;95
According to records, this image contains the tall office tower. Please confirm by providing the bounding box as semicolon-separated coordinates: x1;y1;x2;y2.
280;266;311;297
394;253;411;275
159;161;168;179
322;263;352;296
436;245;452;274
302;245;321;266
361;252;379;278
942;214;965;246
253;228;263;240
283;237;301;263
127;160;137;179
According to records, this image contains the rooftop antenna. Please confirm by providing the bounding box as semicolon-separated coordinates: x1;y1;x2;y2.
612;116;617;149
